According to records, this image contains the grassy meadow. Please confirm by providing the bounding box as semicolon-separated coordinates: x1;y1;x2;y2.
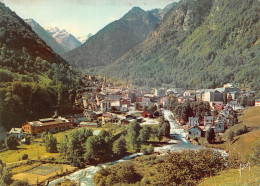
199;106;260;162
199;166;260;186
12;163;78;185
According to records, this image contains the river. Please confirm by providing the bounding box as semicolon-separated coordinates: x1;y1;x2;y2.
154;110;202;153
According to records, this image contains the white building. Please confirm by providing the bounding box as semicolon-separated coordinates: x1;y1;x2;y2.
9;128;24;139
204;116;214;126
215;120;225;133
202;90;224;107
188;126;202;138
188;117;199;127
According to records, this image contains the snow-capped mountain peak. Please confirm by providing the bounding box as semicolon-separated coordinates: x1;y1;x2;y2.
46;27;81;52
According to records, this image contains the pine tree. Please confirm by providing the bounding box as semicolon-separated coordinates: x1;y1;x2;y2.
113;135;127;157
206;128;215;144
5;135;19;150
44;133;57;153
138;126;151;143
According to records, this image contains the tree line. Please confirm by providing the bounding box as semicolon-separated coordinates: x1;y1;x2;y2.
167;96;211;123
51;119;170;167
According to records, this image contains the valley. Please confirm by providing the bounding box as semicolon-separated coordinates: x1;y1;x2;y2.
0;0;259;185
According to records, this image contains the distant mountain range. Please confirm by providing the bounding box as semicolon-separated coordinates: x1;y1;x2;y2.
24;19;66;54
25;19;81;54
63;6;163;68
47;27;82;52
101;0;260;90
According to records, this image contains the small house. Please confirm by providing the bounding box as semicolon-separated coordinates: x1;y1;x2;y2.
215;120;225;133
120;98;131;106
188;117;199;127
126;114;137;119
9;128;24;139
68;114;86;124
204;116;214;126
120;118;136;125
142;110;155;118
84;111;97;121
102;113;116;122
255;99;260;107
188;126;202;138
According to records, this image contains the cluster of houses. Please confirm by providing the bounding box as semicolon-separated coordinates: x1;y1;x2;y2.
2;79;259;143
186;109;232;139
164;83;256;110
186;98;243;139
186;111;228;139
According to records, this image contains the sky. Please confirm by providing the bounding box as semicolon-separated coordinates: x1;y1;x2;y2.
1;0;178;38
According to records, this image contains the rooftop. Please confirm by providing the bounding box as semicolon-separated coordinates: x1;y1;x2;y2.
10;128;23;134
27;117;69;127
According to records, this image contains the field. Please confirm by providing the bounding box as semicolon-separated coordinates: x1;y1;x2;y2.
0;141;59;164
199;166;260;186
0;127;114;164
199;106;260;162
0;126;119;185
12;163;78;185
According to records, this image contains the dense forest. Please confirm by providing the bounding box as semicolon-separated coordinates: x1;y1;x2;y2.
102;0;260;91
0;3;82;130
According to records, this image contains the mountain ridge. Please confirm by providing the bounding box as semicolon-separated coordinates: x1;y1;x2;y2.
101;0;260;90
63;6;160;68
47;27;82;52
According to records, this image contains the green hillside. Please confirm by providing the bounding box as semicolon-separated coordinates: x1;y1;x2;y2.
0;2;81;130
102;0;260;90
199;166;260;186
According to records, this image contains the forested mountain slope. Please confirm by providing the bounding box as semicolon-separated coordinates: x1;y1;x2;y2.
102;0;260;90
0;3;81;130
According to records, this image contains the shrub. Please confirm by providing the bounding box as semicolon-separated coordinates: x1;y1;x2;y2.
22;154;28;160
0;160;13;185
5;135;19;150
147;144;154;154
228;131;235;143
235;126;248;136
